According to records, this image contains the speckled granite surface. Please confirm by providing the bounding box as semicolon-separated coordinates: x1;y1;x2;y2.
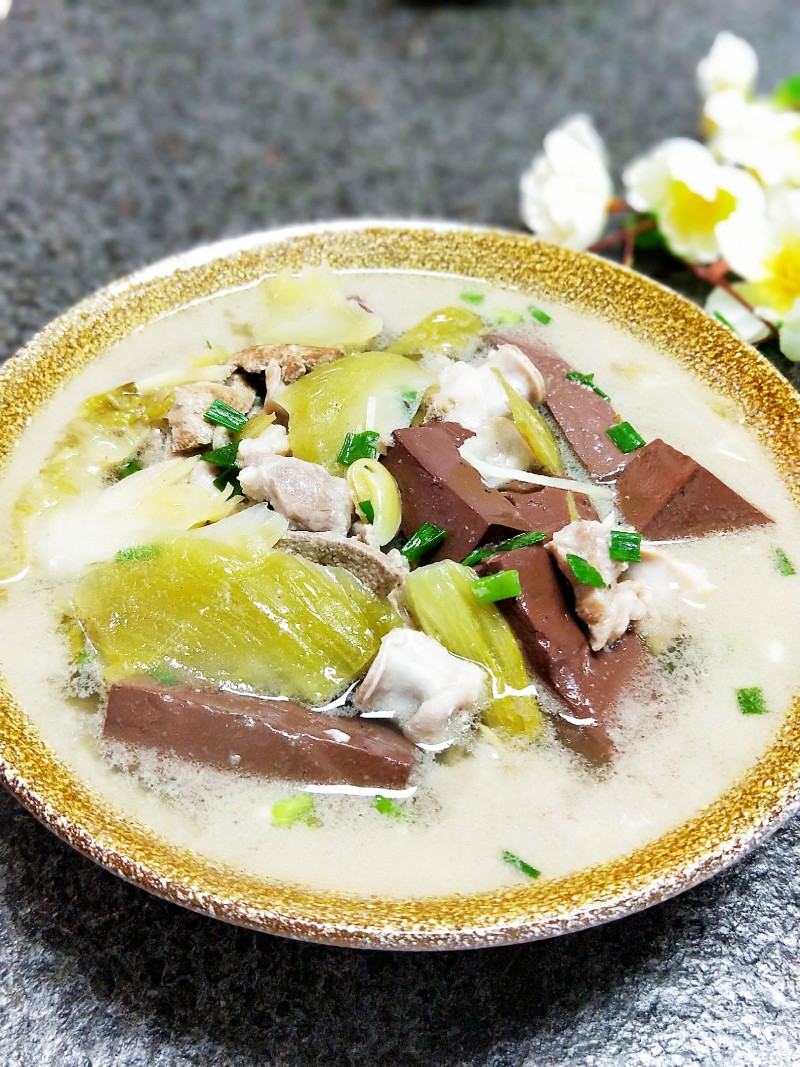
1;2;799;1064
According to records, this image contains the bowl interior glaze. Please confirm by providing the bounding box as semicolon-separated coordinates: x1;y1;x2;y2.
1;220;799;950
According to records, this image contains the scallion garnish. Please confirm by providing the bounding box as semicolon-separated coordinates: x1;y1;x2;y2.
358;499;375;524
149;664;181;686
115;544;161;563
775;548;797;576
271;793;317;828
212;468;244;496
609;529;642;563
399;522;447;562
493;308;524;326
204;399;248;433
565;553;605;588
462;531;546;566
460;291;485;305
736;687;769;716
528;305;551;325
117;457;141;479
202;441;240;467
606;421;646;453
713;310;735;331
472;569;522;604
564;370;610;401
337;430;380;466
502;849;541;879
374;795;411;820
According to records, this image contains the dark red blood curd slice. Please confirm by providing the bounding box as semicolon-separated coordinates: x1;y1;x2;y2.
104;678;416;789
478;545;644;764
616;438;772;539
383;422;529;563
504;486;598;539
488;333;630;479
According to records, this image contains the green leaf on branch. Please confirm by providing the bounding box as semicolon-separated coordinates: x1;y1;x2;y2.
773;73;800;110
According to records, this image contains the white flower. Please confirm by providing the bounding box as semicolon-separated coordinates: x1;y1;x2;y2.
623;138;764;263
697;32;758;99
778;298;800;362
705;91;800;189
704;286;770;344
519;115;614;250
716;187;800;321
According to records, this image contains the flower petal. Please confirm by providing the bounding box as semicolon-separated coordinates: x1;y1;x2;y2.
697;32;758;99
705;286;771;343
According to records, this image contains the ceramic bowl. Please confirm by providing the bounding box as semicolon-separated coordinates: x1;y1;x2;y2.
1;220;799;949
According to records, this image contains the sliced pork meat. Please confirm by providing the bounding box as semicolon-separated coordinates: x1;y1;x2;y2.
229;343;344;381
626;544;714;649
238;454;352;535
137;425;173;467
355;629;488;746
548;517;650;651
276;530;409;598
484;343;547;405
167;377;256;452
236;423;290;466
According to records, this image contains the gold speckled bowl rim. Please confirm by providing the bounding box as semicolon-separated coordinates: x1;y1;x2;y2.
1;219;799;951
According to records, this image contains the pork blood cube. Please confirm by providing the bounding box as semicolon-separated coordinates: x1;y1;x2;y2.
478;544;644;764
503;486;598;539
383;422;528;563
615;438;772;539
104;678;417;789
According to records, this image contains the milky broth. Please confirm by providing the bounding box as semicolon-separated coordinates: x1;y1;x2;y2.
1;270;799;898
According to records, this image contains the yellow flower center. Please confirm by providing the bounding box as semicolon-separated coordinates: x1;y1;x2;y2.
667;180;737;235
761;238;800;316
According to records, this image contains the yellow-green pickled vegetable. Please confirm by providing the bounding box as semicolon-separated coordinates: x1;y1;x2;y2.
72;539;401;704
280;351;433;473
405;560;544;739
20;384;173;520
237;411;276;440
388;306;485;361
253;266;382;348
345;458;401;546
493;370;563;476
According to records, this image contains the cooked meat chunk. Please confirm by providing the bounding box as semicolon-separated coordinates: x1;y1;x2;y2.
167;377;256;452
236;424;290;466
626;544;714;649
424;343;546;430
238;455;352;535
355;629;488;746
277;530;409;598
229;343;344;381
548;518;650;651
137;425;174;467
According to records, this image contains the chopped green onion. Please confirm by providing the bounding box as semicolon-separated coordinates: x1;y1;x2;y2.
271;793;317;828
775;548;797;576
358;499;375;524
493;308;524;326
117;458;141;479
337;430;380;466
502;849;540;880
472;569;522;605
399;522;447;562
609;529;642;563
736;687;769;716
212;468;244;496
565;370;610;401
462;531;547;567
606;421;646;453
115;544;162;563
528;305;551;325
204;399;248;433
374;795;412;820
202;442;240;467
149;664;181;686
713;310;735;331
565;553;606;588
460;291;485;305
205;339;214;350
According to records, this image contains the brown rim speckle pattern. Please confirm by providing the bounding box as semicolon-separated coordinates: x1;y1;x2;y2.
1;220;799;950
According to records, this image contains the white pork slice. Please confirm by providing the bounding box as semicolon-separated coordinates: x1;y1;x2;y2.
354;629;488;747
238;454;352;535
236;423;290;466
626;544;714;650
548;517;650;651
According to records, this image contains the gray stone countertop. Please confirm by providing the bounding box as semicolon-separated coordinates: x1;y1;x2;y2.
1;2;799;1064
